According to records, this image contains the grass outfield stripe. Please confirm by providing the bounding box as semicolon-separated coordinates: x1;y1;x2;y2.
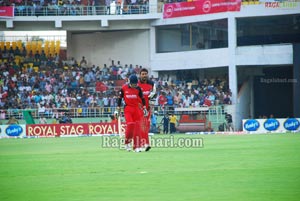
0;134;299;201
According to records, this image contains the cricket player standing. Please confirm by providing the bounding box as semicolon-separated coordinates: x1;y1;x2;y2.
117;74;147;152
138;68;156;152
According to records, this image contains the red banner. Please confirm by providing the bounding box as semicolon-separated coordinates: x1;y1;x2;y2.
95;81;108;92
26;123;126;137
0;6;14;18
163;0;241;19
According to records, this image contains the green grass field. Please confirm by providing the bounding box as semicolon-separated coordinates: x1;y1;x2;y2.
1;133;300;201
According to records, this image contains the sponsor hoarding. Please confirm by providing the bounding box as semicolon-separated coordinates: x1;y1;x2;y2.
26;123;126;137
0;6;14;18
243;118;300;133
163;0;241;19
0;124;26;138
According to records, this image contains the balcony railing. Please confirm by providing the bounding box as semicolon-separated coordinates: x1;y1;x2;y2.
13;5;159;17
2;105;225;120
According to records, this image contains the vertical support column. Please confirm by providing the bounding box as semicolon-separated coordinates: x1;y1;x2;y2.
6;20;13;28
228;14;238;130
228;14;237;105
149;26;158;77
149;0;158;13
250;75;255;118
293;44;300;117
66;31;73;58
55;20;62;28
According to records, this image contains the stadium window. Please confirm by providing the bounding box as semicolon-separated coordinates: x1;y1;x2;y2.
155;19;228;53
237;14;300;46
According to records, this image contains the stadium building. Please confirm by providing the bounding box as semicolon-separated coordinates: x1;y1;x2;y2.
0;0;300;130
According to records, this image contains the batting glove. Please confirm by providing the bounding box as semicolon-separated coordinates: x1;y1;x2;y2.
143;107;149;117
148;92;156;99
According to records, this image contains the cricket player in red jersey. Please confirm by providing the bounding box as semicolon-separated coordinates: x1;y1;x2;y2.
138;68;156;152
117;74;148;152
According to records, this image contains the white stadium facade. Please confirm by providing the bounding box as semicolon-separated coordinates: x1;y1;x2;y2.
0;1;300;131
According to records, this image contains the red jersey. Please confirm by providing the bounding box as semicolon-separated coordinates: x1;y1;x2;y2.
138;79;154;109
158;94;167;106
118;84;145;107
111;119;117;124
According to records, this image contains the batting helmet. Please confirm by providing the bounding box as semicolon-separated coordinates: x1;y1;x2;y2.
129;74;138;84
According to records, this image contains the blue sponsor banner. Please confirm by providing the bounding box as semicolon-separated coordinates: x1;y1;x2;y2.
0;124;26;138
243;118;300;133
264;118;280;131
244;119;260;131
284;118;300;131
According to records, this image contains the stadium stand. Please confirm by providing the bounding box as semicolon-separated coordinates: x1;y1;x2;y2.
0;39;231;121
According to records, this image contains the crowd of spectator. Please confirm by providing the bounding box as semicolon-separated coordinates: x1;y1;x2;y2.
0;0;151;16
154;76;232;111
0;41;232;120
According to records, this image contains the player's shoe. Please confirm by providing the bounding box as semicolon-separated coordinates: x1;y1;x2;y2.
143;144;151;152
145;146;151;152
125;144;131;152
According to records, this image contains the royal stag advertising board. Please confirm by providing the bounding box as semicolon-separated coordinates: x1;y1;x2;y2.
0;123;126;138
